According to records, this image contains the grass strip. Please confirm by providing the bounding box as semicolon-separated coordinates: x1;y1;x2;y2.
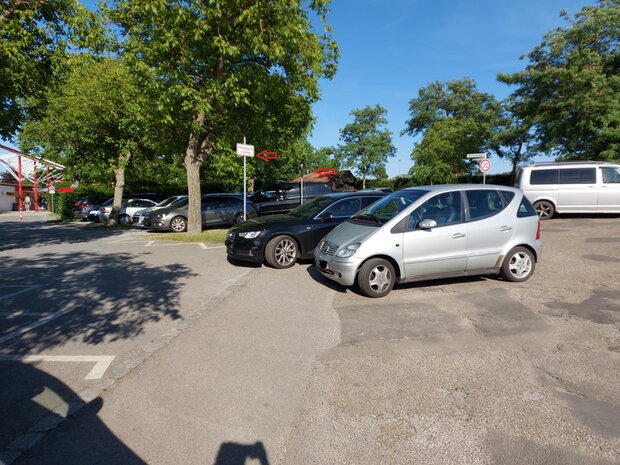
147;229;228;243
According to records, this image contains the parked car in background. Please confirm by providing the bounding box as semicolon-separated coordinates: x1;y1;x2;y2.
132;195;187;226
226;191;386;268
74;197;109;220
251;182;334;216
143;193;258;232
97;198;158;223
515;161;620;219
315;185;542;298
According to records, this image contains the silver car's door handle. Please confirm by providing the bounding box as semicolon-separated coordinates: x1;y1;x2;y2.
452;233;466;239
499;226;513;232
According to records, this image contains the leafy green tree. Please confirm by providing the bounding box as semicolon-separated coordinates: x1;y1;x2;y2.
498;0;620;160
403;78;502;183
0;0;99;140
20;58;156;223
106;0;338;233
337;105;396;188
409;118;486;184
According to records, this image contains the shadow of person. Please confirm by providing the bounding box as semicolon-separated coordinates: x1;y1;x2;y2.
0;361;146;465
213;441;270;465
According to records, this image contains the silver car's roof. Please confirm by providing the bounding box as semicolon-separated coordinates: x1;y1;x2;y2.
399;184;522;194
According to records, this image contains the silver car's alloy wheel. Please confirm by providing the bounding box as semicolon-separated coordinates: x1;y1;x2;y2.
369;265;392;293
118;214;130;224
275;239;296;266
507;251;532;279
170;216;187;233
500;246;535;282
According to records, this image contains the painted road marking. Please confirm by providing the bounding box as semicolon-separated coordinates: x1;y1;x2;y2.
0;312;54;318
0;355;115;379
0;309;74;344
106;238;224;249
0;285;41;301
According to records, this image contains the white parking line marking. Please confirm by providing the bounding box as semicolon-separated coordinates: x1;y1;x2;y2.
145;241;155;247
0;312;53;317
0;355;115;379
0;309;73;344
0;285;41;301
199;242;208;249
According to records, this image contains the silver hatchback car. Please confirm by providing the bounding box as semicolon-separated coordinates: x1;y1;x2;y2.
314;185;542;298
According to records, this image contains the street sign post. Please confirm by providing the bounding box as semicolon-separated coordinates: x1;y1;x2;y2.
237;140;254;221
49;185;56;213
479;158;491;184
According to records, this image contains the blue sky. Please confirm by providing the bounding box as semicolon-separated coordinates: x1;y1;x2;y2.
309;0;594;177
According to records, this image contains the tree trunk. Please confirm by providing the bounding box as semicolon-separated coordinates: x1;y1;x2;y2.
362;173;367;189
184;112;207;234
109;152;131;225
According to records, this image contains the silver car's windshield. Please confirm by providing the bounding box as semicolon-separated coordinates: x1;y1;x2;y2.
157;196;185;207
350;189;428;225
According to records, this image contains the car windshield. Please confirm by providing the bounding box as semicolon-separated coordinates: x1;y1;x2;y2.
288;196;336;219
350;189;428;225
156;196;183;207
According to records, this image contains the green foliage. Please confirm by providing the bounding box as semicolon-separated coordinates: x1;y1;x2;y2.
337;105;396;188
0;0;100;140
105;0;339;232
409;118;485;184
498;0;620;160
404;79;502;183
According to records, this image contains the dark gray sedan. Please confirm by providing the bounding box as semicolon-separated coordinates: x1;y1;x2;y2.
143;194;258;232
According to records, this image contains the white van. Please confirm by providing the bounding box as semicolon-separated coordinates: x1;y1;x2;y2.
515;161;620;219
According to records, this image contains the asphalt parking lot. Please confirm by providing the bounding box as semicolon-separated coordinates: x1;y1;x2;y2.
1;211;619;465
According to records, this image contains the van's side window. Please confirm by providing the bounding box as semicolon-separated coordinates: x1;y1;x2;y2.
530;169;559;184
408;192;462;230
466;190;504;221
559;168;596;184
602;167;620;184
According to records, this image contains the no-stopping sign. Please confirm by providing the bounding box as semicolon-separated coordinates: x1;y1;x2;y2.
479;159;491;172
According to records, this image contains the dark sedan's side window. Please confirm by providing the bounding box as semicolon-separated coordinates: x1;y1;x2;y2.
323;198;362;217
361;196;382;208
408;192;462;230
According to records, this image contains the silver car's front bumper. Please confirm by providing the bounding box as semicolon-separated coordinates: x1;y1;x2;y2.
314;248;362;287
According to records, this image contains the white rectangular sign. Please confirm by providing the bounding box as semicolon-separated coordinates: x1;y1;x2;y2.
466;153;486;159
236;143;255;157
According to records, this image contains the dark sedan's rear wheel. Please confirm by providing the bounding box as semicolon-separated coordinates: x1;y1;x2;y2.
265;235;298;269
170;216;187;233
534;200;554;220
357;258;396;298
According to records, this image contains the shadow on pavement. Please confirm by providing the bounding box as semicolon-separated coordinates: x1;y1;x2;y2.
0;250;193;352
4;361;145;465
0;219;128;252
213;441;270;465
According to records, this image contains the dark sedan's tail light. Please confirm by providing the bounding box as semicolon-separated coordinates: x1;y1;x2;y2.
536;220;541;240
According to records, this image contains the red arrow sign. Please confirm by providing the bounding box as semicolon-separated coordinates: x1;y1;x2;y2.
57;187;75;193
255;150;278;161
313;167;337;176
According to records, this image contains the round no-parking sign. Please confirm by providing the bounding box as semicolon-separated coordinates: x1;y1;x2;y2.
479;159;491;172
49;186;56;194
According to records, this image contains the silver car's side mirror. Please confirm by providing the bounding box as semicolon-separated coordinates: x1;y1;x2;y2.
418;218;437;229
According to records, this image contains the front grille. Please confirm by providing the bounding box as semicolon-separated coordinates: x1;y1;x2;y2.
320;240;338;256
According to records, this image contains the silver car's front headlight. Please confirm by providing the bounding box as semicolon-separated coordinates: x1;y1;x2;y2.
336;242;361;258
238;231;261;239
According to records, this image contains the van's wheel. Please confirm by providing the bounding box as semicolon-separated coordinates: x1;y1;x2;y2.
534;200;554;220
170;216;187;233
265;235;297;269
118;214;131;225
357;258;395;298
500;246;535;282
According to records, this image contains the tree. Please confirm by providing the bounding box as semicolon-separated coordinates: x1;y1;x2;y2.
0;0;97;140
403;78;502;183
498;0;620;160
19;58;156;223
409;118;486;184
337;105;396;189
106;0;338;233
